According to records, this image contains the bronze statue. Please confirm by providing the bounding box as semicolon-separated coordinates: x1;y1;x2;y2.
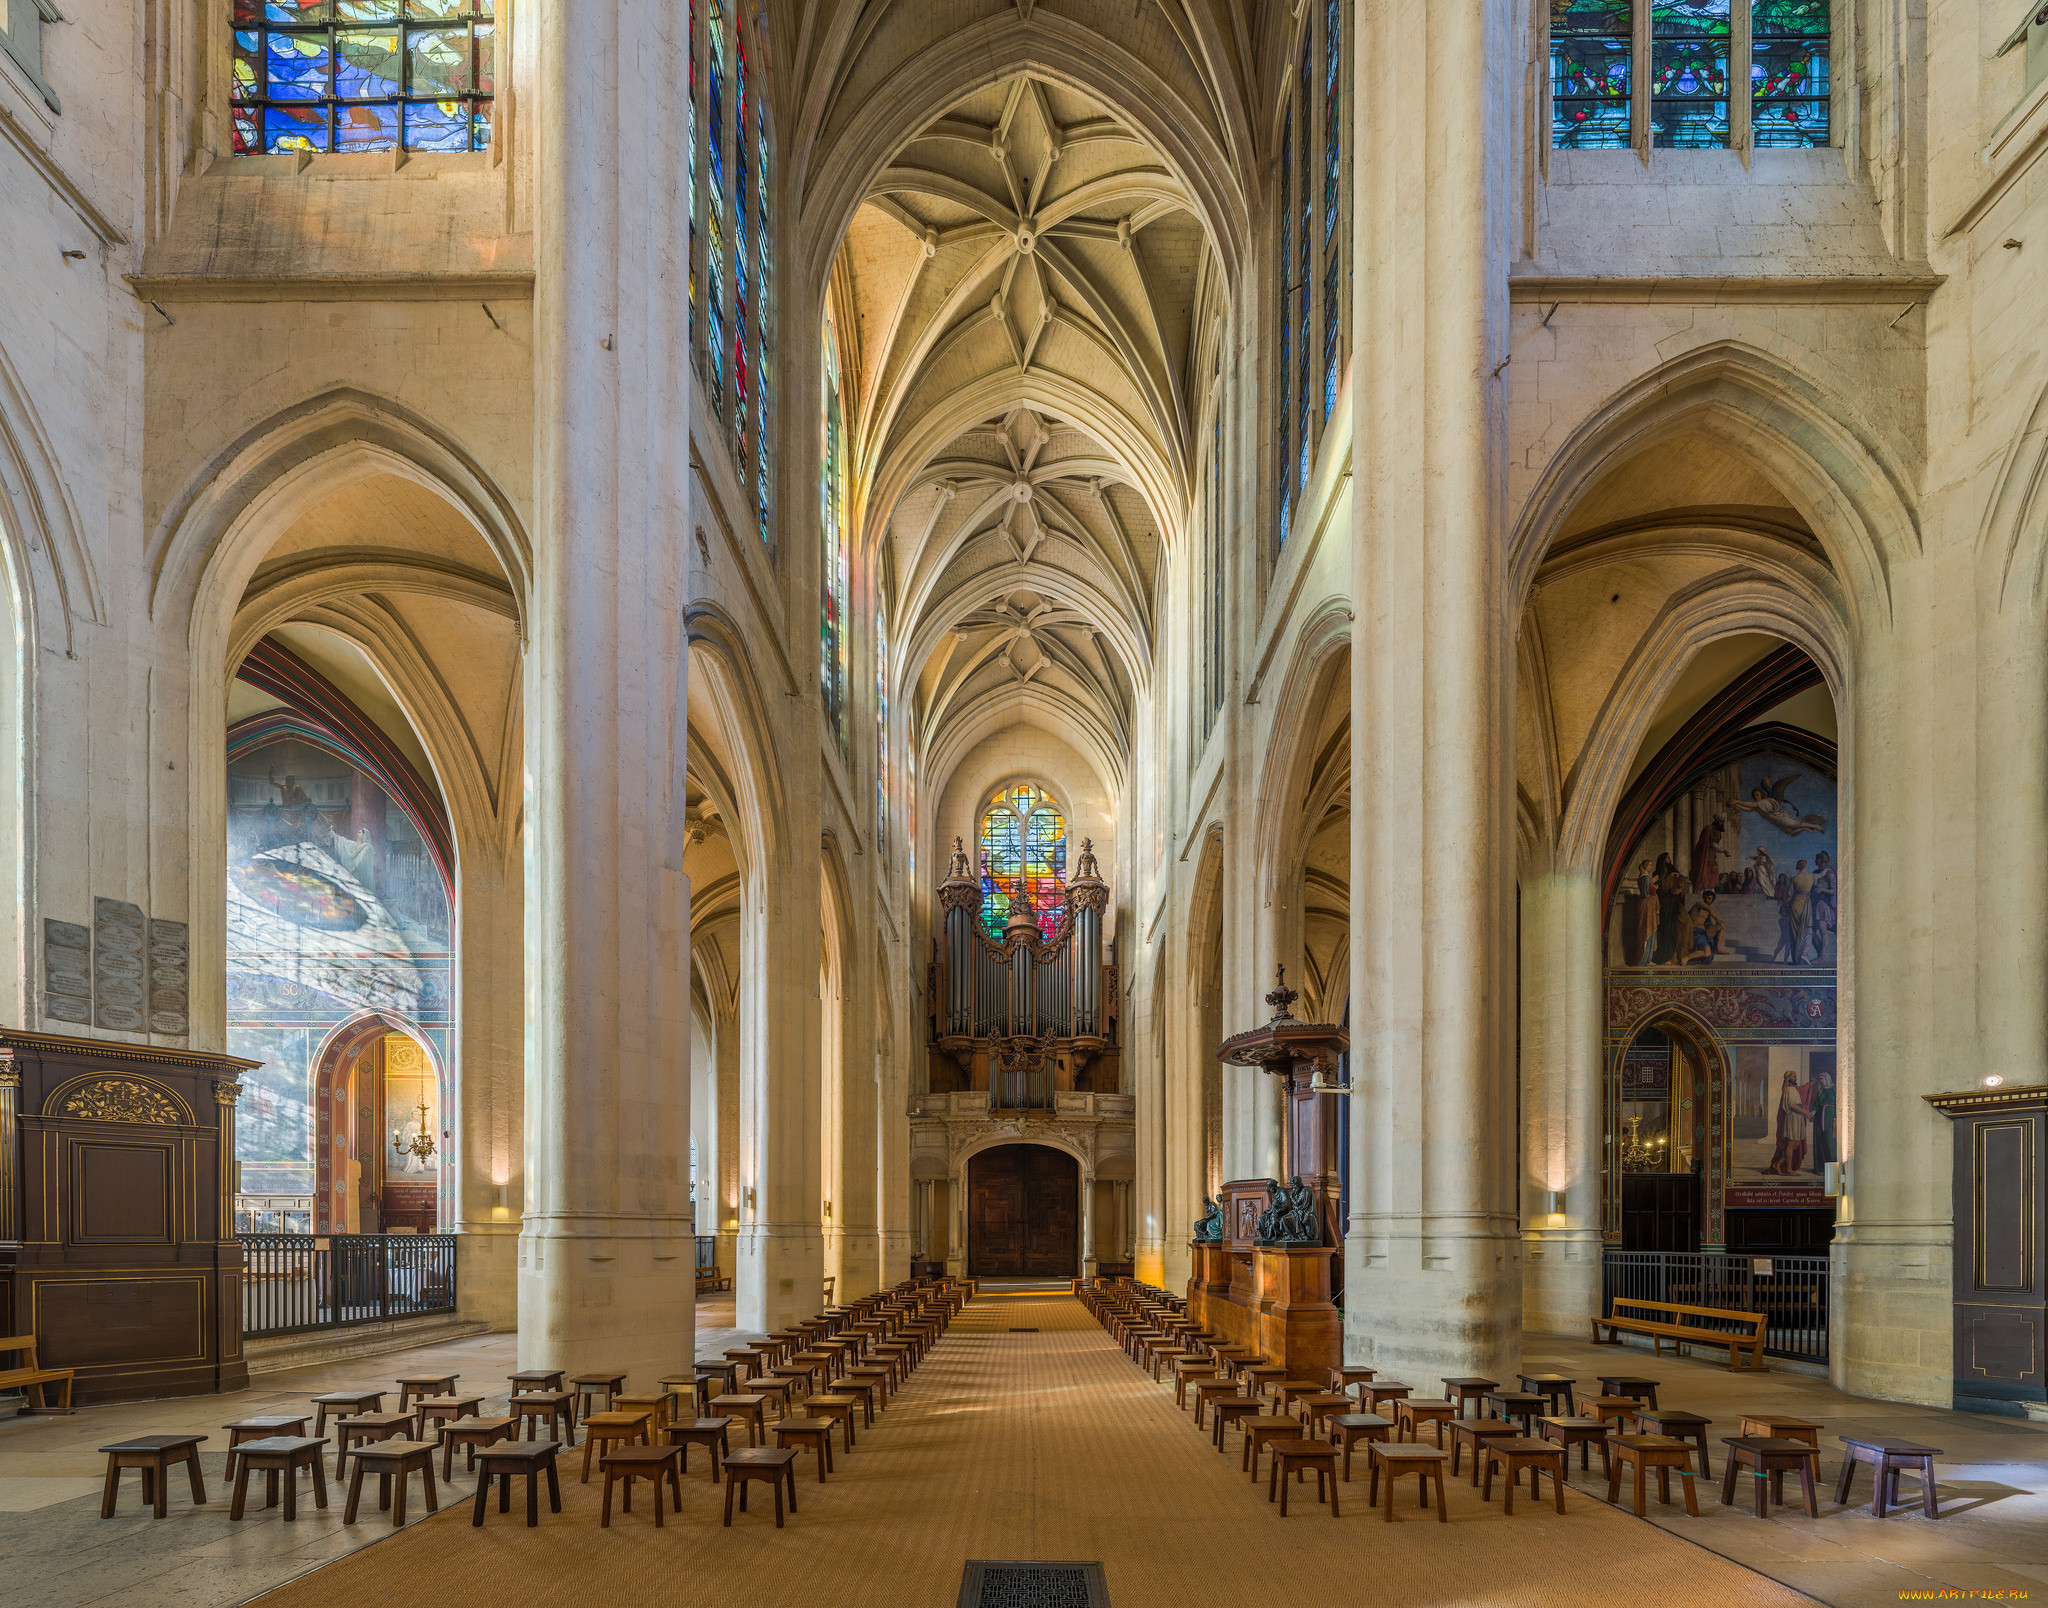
1193;1196;1223;1243
1256;1175;1321;1246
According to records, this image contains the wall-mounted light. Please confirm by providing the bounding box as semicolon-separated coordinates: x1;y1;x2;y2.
1983;1074;2008;1089
742;1186;757;1214
1547;1189;1567;1216
1823;1162;1845;1198
823;1200;834;1220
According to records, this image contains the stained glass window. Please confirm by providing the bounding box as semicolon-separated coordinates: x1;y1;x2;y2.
820;319;847;745
231;0;494;156
1551;0;1632;147
757;101;773;545
1321;0;1343;426
1203;378;1225;735
1651;0;1730;148
979;784;1068;942
1276;107;1292;551
1751;0;1828;147
875;600;889;860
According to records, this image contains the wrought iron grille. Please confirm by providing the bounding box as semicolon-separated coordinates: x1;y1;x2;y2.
242;1232;458;1338
1600;1249;1829;1364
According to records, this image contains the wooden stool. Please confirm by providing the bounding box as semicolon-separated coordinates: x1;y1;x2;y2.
1538;1415;1615;1477
657;1372;700;1419
1149;1346;1193;1382
1211;1397;1266;1451
579;1410;651;1481
508;1368;565;1395
708;1393;769;1447
510;1391;576;1445
1327;1413;1395;1480
744;1376;795;1419
1359;1380;1413;1414
599;1443;683;1526
394;1373;458;1412
666;1417;732;1480
471;1440;562;1527
1632;1408;1713;1476
439;1415;516;1480
614;1391;673;1438
1482;1390;1546;1434
790;1349;838;1386
1241;1417;1301;1482
343;1439;438;1526
1720;1436;1820;1518
1740;1413;1822;1447
1368;1443;1449;1522
1448;1417;1522;1484
834;1376;882;1424
1597;1374;1660;1409
1583;1394;1641;1429
844;1364;891;1404
1240;1363;1288;1398
222;1417;308;1484
1609;1434;1701;1517
1517;1372;1578;1415
1267;1438;1341;1516
1173;1361;1219;1405
1836;1436;1942;1519
1330;1365;1376;1392
1440;1376;1497;1418
1273;1380;1322;1415
310;1390;383;1438
1482;1437;1568;1514
1396;1398;1457;1447
227;1437;327;1521
1192;1380;1242;1426
98;1434;208;1519
722;1447;800;1526
333;1411;417;1476
805;1392;860;1450
774;1417;836;1481
694;1359;741;1397
413;1393;486;1442
573;1370;629;1417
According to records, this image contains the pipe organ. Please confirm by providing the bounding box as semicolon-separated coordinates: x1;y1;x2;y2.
927;836;1118;1111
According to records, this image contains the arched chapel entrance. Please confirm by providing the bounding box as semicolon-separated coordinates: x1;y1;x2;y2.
967;1144;1080;1278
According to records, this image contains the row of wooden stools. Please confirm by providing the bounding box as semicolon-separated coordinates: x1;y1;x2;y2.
1080;1281;1944;1526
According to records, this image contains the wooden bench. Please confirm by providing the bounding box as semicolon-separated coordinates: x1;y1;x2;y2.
0;1335;74;1415
1590;1298;1767;1370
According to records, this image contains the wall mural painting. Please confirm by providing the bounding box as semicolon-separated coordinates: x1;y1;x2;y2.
1604;746;1839;1228
226;733;452;1211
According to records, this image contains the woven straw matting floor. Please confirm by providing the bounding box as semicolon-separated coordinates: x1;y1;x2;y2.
252;1293;1812;1608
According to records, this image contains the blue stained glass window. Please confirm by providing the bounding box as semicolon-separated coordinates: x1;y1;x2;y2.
821;322;846;743
1297;38;1312;501
979;784;1068;942
230;0;492;155
1651;0;1730;149
1551;0;1632;148
1750;0;1828;148
1277;108;1292;551
1323;0;1341;242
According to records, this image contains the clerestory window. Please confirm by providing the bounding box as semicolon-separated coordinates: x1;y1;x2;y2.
1548;0;1829;153
231;0;494;156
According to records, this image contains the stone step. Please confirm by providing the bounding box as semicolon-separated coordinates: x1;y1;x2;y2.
244;1313;495;1378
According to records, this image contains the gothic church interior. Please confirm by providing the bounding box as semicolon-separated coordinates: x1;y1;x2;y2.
1;0;2046;1603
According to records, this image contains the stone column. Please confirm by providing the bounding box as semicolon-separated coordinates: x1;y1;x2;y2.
1080;1169;1097;1280
1344;0;1520;1382
714;987;741;1279
1518;869;1606;1335
454;844;521;1330
519;0;695;1381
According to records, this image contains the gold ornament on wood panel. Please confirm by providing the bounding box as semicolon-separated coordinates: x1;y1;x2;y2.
61;1077;181;1124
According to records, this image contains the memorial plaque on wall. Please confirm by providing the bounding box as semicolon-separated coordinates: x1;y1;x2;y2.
42;919;91;1025
92;898;147;1033
147;919;189;1037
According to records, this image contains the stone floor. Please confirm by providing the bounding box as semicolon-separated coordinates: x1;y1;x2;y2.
0;1316;2042;1608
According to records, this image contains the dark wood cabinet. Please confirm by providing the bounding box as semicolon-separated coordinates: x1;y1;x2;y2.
967;1144;1078;1278
0;1029;256;1404
1926;1084;2047;1415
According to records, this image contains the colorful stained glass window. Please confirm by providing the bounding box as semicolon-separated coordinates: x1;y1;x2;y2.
1751;0;1828;148
1551;0;1632;148
1276;106;1292;551
1204;378;1225;735
757;102;773;546
1321;0;1343;425
231;0;493;156
1651;0;1730;148
821;319;847;744
876;600;889;859
979;784;1068;942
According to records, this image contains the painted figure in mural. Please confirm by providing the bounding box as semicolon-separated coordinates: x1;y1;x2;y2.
1788;859;1815;963
1808;1067;1837;1168
1750;845;1776;894
1634;860;1658;965
1772;872;1797;963
1653;853;1687;964
1690;816;1730;896
1809;850;1837;961
1736;774;1828;837
1681;891;1723;964
268;771;311;808
1765;1071;1811;1175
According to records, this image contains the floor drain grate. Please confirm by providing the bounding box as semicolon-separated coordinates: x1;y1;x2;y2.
958;1562;1108;1608
1008;1327;1039;1332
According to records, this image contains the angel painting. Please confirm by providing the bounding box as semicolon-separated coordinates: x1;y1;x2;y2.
1735;774;1828;838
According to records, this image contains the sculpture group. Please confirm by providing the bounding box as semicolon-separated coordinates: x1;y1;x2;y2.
1193;1177;1320;1246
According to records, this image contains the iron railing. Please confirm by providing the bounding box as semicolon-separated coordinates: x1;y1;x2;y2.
1600;1249;1829;1364
242;1233;459;1339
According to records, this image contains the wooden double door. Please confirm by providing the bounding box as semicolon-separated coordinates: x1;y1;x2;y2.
967;1143;1079;1278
